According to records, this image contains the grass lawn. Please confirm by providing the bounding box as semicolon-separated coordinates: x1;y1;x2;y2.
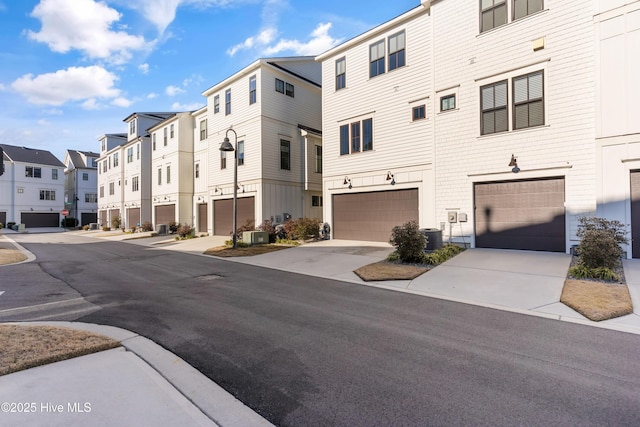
0;248;27;265
561;279;633;321
204;244;293;257
0;325;120;376
354;261;429;281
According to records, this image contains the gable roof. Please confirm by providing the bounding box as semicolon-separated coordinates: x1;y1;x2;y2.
0;143;64;167
66;149;99;169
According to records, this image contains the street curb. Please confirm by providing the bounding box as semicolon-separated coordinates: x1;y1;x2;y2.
0;234;36;266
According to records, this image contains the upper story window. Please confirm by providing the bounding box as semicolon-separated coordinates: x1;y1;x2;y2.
340;118;373;155
481;0;507;32
129;119;136;135
166;165;171;184
152;133;157;151
513;70;544;130
136;143;140;160
315;145;322;173
91;158;98;167
370;40;385;78
40;190;55;201
220;151;227;170
85;193;97;203
441;94;456;111
225;89;231;115
127;147;133;163
163;127;168;146
275;78;285;94
113;152;119;167
388;31;406;71
214;95;220;114
481;80;508;135
249;75;257;104
157;168;162;185
280;139;290;170
52;169;58;180
25;166;41;178
170;124;175;139
132;176;139;192
99;186;104;198
237;140;245;166
200;119;207;141
412;105;426;121
109;182;115;195
103;161;107;173
513;0;543;21
195;163;200;178
101;140;106;151
83;172;89;181
285;83;294;98
336;57;346;91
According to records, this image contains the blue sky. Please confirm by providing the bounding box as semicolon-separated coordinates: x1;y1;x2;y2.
0;0;420;162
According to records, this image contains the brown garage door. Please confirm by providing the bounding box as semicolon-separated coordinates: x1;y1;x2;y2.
474;177;565;252
21;212;59;228
155;204;175;226
630;171;640;258
81;212;97;226
127;208;140;228
332;189;419;242
109;209;120;227
198;204;208;233
214;197;255;236
99;210;107;226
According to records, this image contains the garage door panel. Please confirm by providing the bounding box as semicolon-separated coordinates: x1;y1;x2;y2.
214;197;254;236
21;213;59;228
475;178;565;252
198;204;208;233
333;189;418;242
630;171;640;258
127;208;140;228
81;213;97;226
155;205;175;226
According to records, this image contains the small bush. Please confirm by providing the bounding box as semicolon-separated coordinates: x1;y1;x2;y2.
576;216;627;270
140;221;153;232
7;222;16;229
569;265;620;282
386;251;401;262
389;221;426;263
275;238;300;246
111;216;121;230
0;222;3;229
284;217;320;240
225;240;250;248
82;225;89;231
236;219;256;236
61;217;79;228
102;226;111;232
130;225;137;233
177;224;194;239
258;220;277;243
168;221;179;234
423;244;464;265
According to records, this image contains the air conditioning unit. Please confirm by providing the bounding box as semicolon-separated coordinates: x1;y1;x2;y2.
242;231;268;245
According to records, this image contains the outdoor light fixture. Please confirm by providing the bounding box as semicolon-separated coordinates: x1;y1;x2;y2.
220;128;238;248
509;154;520;173
386;171;395;185
343;176;352;189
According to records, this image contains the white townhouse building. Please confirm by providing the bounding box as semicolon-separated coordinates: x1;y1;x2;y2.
316;4;434;242
192;106;210;233
0;144;65;228
595;0;640;258
149;112;197;229
97;113;174;229
201;57;323;237
63;149;99;226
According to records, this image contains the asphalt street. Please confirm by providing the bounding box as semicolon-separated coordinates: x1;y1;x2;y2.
2;233;640;426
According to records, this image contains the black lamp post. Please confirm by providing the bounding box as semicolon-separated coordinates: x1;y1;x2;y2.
219;128;238;248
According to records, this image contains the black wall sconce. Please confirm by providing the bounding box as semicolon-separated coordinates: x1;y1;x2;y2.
386;171;395;185
509;154;520;173
343;176;352;189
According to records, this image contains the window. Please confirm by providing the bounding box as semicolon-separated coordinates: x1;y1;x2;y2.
249;75;257;104
481;80;508;135
362;119;373;151
109;182;115;195
91;158;98;167
336;57;346;90
285;83;294;98
220;151;227;169
195;163;200;178
129;119;136;135
214;95;220;114
101;141;106;151
351;122;361;153
113;152;119;167
157;168;162;185
513;70;544;129
83;172;89;181
132;176;139;192
99;186;104;198
225;89;231;115
25;166;41;178
481;0;507;32
441;95;456;111
514;0;543;20
163;128;168;146
170;124;174;139
85;193;97;203
389;31;406;71
280;139;290;170
315;145;322;173
127;147;133;163
103;161;107;173
340;125;349;155
136;143;140;160
412;105;426;121
312;196;323;207
275;78;285;94
52;169;58;180
200;119;207;141
152;133;157;151
237;140;244;166
109;156;111;169
166;165;171;184
39;190;56;200
370;40;385;78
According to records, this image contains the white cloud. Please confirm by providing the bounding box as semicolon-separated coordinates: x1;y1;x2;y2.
81;98;100;110
11;66;120;106
166;85;185;96
112;97;133;107
37;119;52;126
227;28;276;56
27;0;149;64
263;22;342;56
43;108;63;115
0;83;5;91
147;92;158;99
138;63;150;74
171;101;202;111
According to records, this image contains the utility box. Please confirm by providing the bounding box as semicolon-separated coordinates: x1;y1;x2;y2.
157;224;168;235
421;228;443;252
242;231;268;245
89;223;99;230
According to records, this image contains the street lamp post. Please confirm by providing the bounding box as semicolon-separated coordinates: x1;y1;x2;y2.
219;128;238;248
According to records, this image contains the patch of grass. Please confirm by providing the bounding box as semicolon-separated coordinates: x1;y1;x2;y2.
561;280;633;321
204;244;293;257
354;261;429;281
0;249;27;265
0;325;120;376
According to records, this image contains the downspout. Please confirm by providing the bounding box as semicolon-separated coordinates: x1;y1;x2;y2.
300;129;308;218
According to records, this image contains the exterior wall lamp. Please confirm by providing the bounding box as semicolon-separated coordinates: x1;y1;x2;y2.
386;171;395;185
509;154;520;173
343;176;352;189
220;128;238;248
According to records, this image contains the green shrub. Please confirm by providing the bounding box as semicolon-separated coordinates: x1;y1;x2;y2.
275;238;300;246
177;224;194;239
168;221;179;234
102;226;111;231
111;216;121;230
130;225;137;233
225;240;250;248
386;251;401;262
0;222;3;229
569;265;620;282
576;216;627;270
423;244;464;265
140;221;153;232
389;220;427;263
82;225;89;231
284;217;320;240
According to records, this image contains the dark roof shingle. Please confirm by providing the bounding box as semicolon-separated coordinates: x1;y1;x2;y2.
0;144;64;167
